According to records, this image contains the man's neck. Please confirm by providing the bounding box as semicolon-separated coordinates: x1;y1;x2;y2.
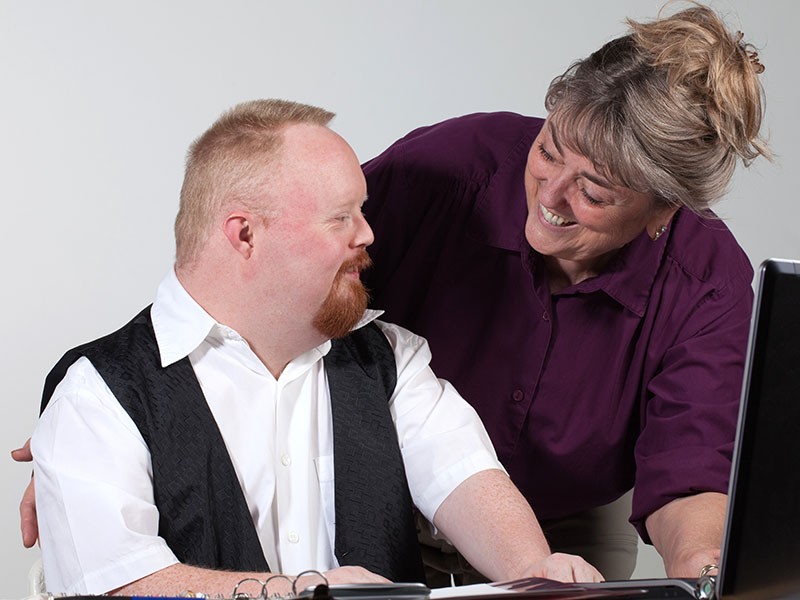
174;263;328;379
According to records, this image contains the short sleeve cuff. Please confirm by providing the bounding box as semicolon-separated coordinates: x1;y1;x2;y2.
632;446;731;542
412;451;507;523
68;540;178;595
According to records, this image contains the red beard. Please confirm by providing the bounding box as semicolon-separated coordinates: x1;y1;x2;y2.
312;250;372;339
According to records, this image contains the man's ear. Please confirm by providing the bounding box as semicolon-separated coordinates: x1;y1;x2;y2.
223;213;255;259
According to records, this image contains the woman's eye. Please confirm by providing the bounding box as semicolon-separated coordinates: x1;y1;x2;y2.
537;143;555;162
581;188;603;206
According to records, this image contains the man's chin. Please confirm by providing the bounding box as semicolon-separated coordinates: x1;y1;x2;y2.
313;309;365;340
312;281;369;340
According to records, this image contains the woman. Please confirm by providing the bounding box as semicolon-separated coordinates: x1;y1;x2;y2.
362;3;768;582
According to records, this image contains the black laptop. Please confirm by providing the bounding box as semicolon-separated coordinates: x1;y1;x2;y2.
488;259;800;600
715;258;800;599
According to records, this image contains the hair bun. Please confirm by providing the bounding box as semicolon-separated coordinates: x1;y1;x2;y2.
628;3;769;166
543;2;769;214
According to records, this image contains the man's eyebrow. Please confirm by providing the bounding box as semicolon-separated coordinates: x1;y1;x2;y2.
332;195;368;211
548;122;613;189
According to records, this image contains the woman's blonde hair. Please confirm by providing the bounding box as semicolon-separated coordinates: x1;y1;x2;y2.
544;2;769;212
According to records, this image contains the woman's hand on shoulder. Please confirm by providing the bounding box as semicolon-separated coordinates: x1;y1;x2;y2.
11;438;39;548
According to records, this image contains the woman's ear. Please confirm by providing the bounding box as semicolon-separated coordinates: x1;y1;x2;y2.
647;204;680;241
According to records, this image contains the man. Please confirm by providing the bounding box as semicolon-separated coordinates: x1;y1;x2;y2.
23;99;601;595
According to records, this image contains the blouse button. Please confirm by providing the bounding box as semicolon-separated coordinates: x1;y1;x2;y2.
288;531;300;544
512;389;524;402
542;311;550;321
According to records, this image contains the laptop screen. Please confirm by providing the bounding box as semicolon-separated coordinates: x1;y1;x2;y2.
719;259;800;599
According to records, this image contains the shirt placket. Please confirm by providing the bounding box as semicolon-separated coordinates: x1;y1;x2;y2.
508;248;555;454
273;375;306;573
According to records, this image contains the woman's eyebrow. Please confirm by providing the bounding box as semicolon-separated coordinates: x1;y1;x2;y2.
580;170;613;189
548;122;613;189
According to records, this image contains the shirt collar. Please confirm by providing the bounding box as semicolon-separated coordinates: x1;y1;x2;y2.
522;211;675;317
561;223;670;317
150;268;217;367
150;267;386;368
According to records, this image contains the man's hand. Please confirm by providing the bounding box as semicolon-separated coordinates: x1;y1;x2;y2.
434;470;603;584
523;553;604;583
646;492;726;578
320;566;391;584
11;438;38;548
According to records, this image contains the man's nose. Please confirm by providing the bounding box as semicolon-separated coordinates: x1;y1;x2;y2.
353;212;374;248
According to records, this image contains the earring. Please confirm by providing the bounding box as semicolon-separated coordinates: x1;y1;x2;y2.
652;224;668;241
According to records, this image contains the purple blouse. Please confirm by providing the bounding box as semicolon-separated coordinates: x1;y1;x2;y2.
362;112;754;539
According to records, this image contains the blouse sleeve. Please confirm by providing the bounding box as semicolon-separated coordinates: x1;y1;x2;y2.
631;265;753;540
362;125;486;321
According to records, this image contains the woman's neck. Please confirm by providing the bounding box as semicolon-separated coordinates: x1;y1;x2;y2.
544;251;616;293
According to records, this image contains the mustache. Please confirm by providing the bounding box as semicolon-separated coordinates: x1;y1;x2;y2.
338;250;373;276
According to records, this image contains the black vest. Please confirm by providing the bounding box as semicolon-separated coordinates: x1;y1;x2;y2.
41;306;424;582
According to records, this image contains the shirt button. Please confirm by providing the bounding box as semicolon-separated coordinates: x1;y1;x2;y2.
512;389;524;402
542;311;550;321
281;454;291;467
288;531;300;544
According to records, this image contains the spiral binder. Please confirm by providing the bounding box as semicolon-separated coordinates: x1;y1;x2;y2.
32;571;431;600
232;570;330;600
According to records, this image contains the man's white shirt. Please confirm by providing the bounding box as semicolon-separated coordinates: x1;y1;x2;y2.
32;268;503;594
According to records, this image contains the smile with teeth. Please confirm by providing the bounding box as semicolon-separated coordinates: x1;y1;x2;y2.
540;204;576;227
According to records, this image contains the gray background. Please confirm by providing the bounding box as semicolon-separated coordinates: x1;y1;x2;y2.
1;1;796;596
